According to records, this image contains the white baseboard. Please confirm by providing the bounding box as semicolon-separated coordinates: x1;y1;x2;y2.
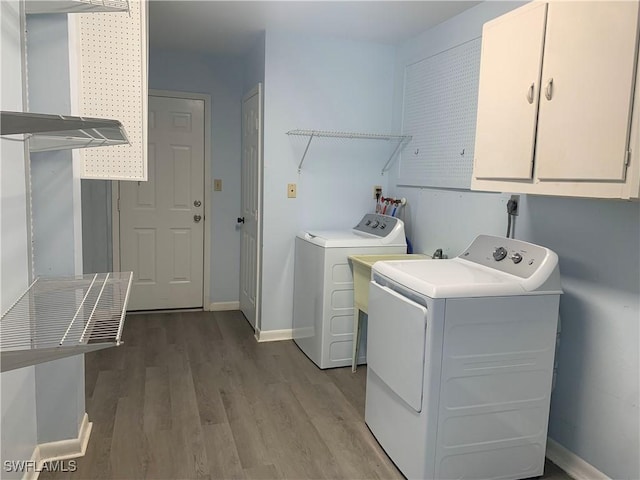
256;328;293;342
22;447;40;480
23;413;92;480
546;437;610;480
209;301;239;311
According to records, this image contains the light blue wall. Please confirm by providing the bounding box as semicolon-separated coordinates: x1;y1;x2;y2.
260;30;396;331
81;179;112;274
27;14;76;276
521;196;639;479
30;151;76;277
243;32;265;94
1;2;38;476
26;14;86;444
148;49;244;305
390;3;640;478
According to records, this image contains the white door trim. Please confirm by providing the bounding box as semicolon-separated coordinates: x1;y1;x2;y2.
113;89;212;310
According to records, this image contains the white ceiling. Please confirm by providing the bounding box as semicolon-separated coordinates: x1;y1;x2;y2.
149;1;482;56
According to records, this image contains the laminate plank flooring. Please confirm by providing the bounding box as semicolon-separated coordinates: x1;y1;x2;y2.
40;311;571;480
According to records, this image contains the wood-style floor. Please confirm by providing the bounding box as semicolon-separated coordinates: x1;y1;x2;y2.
42;311;571;480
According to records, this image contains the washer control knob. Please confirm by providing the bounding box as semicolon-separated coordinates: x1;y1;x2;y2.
365;220;372;226
511;253;523;264
370;221;380;228
493;246;508;261
379;223;386;230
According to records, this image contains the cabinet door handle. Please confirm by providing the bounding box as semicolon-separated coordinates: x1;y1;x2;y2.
527;82;535;104
545;78;554;101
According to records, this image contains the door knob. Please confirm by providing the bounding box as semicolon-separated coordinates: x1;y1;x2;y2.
194;215;202;223
237;217;245;224
194;200;201;207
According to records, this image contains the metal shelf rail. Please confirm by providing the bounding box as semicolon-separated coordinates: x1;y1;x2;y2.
25;0;129;14
0;111;130;153
0;272;133;372
286;129;412;174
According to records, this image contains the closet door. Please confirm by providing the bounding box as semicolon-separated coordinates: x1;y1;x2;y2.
535;1;640;181
473;2;547;180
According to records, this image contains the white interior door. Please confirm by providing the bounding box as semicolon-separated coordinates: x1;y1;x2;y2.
120;95;205;311
239;84;263;330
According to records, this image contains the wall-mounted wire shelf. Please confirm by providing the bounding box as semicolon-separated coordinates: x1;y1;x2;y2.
25;0;129;15
1;111;130;153
0;272;133;373
286;129;412;174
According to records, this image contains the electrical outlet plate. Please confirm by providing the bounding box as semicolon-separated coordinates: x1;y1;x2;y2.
214;179;222;191
288;183;297;198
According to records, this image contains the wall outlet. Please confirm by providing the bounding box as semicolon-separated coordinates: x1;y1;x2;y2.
214;179;222;191
287;183;297;198
374;185;382;199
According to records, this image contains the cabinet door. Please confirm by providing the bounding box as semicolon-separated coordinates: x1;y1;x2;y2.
474;2;547;180
536;1;639;181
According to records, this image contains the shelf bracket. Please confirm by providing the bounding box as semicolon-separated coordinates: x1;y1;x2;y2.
381;138;408;175
298;132;315;173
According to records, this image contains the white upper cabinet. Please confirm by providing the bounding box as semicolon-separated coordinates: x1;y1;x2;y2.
472;1;640;199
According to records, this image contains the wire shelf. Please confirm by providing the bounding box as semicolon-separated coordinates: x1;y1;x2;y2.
1;111;130;153
0;272;133;372
287;129;410;141
25;0;129;15
286;129;412;173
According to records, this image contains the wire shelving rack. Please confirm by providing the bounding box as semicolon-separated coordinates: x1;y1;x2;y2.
286;129;412;174
1;272;133;372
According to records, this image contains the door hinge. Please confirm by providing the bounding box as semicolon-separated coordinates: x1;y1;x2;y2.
117;198;120;212
622;150;632;181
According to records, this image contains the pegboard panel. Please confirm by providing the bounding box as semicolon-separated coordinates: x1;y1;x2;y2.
76;0;147;180
398;39;481;189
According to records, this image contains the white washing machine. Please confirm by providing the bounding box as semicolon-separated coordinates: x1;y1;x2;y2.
365;234;562;480
293;214;406;369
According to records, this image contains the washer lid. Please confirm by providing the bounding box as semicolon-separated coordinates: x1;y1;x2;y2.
373;235;562;298
297;215;406;248
373;259;521;298
297;230;406;248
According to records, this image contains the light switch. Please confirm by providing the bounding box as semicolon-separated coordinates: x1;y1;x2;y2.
214;179;222;191
287;183;297;198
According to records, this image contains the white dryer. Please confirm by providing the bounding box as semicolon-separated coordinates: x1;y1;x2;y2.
293;214;406;369
365;234;562;480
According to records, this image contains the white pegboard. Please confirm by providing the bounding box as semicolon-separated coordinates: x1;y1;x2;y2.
399;39;481;189
75;0;147;180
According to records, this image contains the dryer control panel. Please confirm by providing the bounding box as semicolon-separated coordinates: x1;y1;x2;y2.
353;214;400;238
459;234;555;279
